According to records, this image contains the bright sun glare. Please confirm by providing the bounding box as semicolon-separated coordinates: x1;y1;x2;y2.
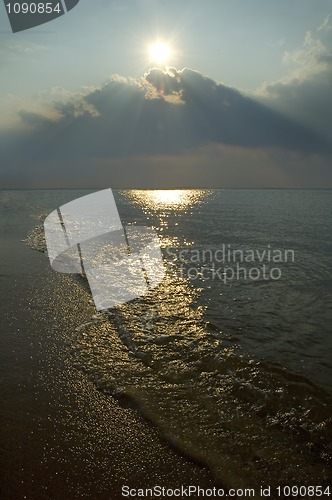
149;42;171;65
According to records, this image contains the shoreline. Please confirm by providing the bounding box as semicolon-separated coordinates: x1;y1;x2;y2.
0;245;220;499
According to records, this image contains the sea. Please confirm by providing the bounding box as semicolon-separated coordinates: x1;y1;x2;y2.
1;188;332;498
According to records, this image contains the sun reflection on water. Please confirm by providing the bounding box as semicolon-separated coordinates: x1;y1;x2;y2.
129;190;211;210
123;190;213;247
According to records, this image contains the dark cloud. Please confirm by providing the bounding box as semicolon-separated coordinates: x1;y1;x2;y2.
0;67;331;188
257;69;332;143
256;28;332;142
144;67;181;95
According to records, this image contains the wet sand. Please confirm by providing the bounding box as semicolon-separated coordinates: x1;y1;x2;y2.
0;244;219;499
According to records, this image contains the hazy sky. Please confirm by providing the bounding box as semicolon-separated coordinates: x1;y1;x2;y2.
1;0;332;188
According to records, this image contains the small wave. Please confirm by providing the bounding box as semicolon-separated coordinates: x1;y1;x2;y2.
72;273;332;491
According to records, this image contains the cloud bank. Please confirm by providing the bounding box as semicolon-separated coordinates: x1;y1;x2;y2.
0;66;331;188
256;16;332;143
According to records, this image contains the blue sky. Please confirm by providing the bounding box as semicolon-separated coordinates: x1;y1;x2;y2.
1;0;332;187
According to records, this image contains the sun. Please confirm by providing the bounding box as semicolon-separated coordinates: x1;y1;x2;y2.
148;41;171;65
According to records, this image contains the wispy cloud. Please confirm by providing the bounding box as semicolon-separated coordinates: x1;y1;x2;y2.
318;14;332;32
0;41;46;62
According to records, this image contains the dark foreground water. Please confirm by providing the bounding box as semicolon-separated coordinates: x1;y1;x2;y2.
1;189;332;498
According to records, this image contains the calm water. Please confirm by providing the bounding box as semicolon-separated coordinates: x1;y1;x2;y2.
1;189;332;494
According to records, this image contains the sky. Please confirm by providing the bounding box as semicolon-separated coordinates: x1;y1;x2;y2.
1;0;332;188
